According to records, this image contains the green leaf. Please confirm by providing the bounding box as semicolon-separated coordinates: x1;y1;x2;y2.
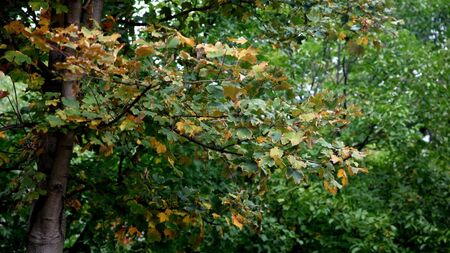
3;51;32;65
46;115;65;127
62;98;80;109
167;37;180;48
236;128;252;139
29;0;49;10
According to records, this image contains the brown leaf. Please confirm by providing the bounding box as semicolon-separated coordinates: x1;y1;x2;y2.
0;90;9;99
136;45;154;58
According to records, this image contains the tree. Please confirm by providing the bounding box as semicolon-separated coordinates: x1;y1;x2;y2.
0;1;392;252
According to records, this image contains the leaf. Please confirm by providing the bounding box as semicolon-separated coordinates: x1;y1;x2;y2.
119;117;136;131
149;137;167;154
163;228;176;239
337;169;348;186
231;213;244;230
330;154;342;164
228;37;248;44
338;32;347;41
167;37;180;48
29;0;49;11
287;155;306;170
0;90;9;99
236;47;257;64
158;212;169;223
236;128;252;139
324;180;337;195
62;98;80;109
347;40;364;55
46;115;65;127
223;85;246;100
136;45;154;58
299;113;316;122
356;36;369;46
282;131;303;146
316;138;333;148
200;42;227;58
3;50;32;65
177;32;195;47
269;147;283;159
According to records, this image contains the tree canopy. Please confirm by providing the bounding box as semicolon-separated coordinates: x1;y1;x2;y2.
0;0;448;252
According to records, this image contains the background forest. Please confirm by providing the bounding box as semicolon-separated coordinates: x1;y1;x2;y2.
0;0;448;252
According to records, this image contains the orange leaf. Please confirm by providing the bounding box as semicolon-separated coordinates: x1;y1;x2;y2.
149;137;167;154
177;32;195;47
163;228;176;239
324;180;337;195
231;212;244;230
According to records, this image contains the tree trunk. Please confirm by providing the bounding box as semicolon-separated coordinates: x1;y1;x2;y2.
27;1;103;252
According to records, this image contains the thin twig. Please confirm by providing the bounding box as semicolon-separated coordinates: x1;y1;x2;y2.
172;128;243;156
102;83;158;127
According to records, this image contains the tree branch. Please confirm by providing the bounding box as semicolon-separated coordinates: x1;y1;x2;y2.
102;83;158;127
0;123;34;132
172;128;243;156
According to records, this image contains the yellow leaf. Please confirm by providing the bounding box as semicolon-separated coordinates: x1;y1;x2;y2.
182;215;191;224
356;36;369;46
251;61;269;74
0;131;6;139
269;147;283;159
157;212;169;223
135;45;154;57
256;136;266;143
223;85;247;100
236;47;257;64
45;99;59;107
179;50;191;60
176;120;202;137
176;121;186;134
337;169;348;187
338;32;347;41
231;213;244;230
228;37;248;44
299;113;316;122
351;167;369;174
202;202;212;209
167;157;174;166
212;213;221;219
